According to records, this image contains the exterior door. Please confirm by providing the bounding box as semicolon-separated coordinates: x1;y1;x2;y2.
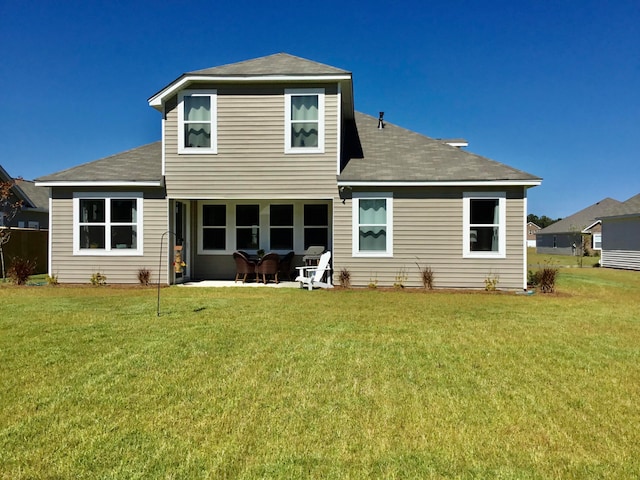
174;201;190;282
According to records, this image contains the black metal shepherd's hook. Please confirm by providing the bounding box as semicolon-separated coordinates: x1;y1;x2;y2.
157;230;177;316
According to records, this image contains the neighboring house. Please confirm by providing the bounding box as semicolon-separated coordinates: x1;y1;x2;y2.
0;165;49;229
536;198;622;255
36;53;541;289
526;221;541;248
598;193;640;271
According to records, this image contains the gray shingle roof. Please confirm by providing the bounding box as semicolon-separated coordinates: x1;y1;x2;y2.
538;198;623;234
338;112;541;183
599;193;640;217
36;142;162;183
14;180;49;209
189;53;350;77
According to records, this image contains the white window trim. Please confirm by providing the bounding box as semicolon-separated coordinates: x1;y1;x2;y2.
592;232;602;250
178;89;217;154
463;192;506;259
284;88;325;154
72;192;143;256
352;193;393;258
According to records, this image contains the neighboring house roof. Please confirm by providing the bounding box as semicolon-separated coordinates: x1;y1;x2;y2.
0;164;48;210
598;193;640;219
14;179;49;210
36;142;163;186
538;198;623;234
527;222;541;228
338;112;541;185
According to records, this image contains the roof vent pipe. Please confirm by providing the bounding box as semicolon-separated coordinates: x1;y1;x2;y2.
378;112;385;129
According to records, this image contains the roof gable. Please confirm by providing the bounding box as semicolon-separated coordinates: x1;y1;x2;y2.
539;198;623;234
338;112;541;185
189;53;350;76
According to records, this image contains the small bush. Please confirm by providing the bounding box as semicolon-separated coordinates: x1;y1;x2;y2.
368;274;378;289
90;272;107;286
484;273;499;291
338;268;351;288
7;257;37;285
416;262;434;290
538;266;558;293
528;269;541;287
46;274;59;286
393;267;408;289
138;268;151;286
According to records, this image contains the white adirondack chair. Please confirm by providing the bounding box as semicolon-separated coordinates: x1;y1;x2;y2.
295;251;333;290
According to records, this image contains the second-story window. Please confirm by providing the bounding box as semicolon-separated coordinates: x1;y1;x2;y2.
285;88;325;154
178;90;217;154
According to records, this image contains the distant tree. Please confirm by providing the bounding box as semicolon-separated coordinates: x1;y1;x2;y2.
0;178;23;279
527;214;561;229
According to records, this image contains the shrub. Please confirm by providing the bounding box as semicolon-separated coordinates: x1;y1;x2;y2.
338;268;351;288
538;266;559;293
528;269;541;287
393;267;408;289
368;274;378;289
415;262;434;290
46;274;59;286
484;273;499;291
90;272;107;286
7;257;37;285
138;268;151;286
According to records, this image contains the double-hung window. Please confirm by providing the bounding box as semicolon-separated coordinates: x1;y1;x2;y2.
74;193;143;255
178;89;217;154
304;204;329;250
463;192;506;258
285;88;325;154
352;193;393;257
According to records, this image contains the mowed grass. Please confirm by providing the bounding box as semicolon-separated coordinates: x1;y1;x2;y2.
1;269;639;479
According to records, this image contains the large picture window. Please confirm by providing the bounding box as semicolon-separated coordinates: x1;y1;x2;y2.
352;194;393;257
178;90;217;154
74;193;143;255
463;192;506;258
285;88;325;154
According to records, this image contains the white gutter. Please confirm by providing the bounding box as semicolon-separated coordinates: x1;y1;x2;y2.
36;181;163;188
337;180;542;187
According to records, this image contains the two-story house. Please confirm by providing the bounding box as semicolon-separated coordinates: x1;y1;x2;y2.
36;53;541;289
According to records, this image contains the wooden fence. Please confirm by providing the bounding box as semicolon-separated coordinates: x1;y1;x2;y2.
1;228;48;275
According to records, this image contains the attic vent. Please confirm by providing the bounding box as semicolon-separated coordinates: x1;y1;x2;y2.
439;138;469;148
378;112;385;129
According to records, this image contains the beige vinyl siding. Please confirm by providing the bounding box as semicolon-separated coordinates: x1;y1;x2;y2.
164;84;339;199
333;187;527;290
49;190;168;284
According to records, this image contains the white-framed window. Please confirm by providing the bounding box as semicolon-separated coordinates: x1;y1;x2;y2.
463;192;506;258
304;204;329;250
178;89;217;154
285;88;325;154
202;204;226;251
73;193;143;255
592;232;602;250
352;193;393;257
270;204;294;250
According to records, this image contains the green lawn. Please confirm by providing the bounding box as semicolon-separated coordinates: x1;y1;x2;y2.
527;247;601;268
1;269;639;479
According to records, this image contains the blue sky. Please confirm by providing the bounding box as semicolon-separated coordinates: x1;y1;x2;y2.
1;0;638;218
